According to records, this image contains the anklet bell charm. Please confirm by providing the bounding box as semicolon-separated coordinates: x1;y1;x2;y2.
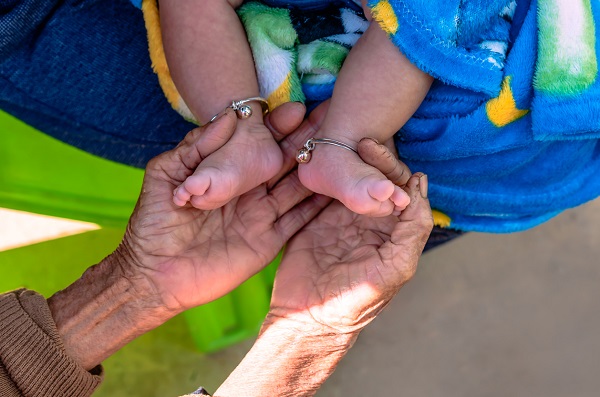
296;137;357;164
236;105;253;119
296;147;312;163
209;97;269;123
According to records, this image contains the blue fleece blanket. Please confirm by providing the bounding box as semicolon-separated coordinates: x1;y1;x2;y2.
256;0;600;232
136;0;600;233
372;0;600;232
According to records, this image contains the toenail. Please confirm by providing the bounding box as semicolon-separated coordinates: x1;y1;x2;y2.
361;137;380;145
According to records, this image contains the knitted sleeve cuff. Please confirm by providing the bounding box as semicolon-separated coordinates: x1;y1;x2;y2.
0;289;103;397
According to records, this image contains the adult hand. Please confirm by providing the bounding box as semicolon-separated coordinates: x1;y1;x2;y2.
48;102;327;370
268;173;431;334
215;138;433;397
268;137;426;331
120;102;326;312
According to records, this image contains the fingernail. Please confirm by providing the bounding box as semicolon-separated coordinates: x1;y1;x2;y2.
208;113;222;125
360;137;380;145
210;108;232;124
419;174;428;199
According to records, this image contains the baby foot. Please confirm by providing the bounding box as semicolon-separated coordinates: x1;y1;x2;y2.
173;120;282;210
298;141;410;216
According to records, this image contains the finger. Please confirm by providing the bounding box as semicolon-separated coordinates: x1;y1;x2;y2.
268;100;331;189
275;194;333;242
357;138;412;187
390;185;410;212
380;173;433;286
265;102;307;142
191;109;238;161
269;171;315;217
147;109;237;182
392;173;434;253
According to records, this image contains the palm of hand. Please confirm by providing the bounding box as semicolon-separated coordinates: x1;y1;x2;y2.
116;103;327;315
126;171;283;311
270;201;417;334
119;109;316;313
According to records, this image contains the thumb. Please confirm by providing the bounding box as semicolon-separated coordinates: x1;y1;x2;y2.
188;108;238;161
357;138;411;187
147;109;237;182
393;173;433;248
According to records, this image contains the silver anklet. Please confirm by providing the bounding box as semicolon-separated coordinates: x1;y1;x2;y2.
296;138;357;164
209;97;269;123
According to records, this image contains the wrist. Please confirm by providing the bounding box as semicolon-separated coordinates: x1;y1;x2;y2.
115;227;185;313
48;249;177;370
216;314;357;397
111;242;181;321
262;310;360;342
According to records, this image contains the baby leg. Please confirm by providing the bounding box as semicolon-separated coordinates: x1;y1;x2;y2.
292;18;432;215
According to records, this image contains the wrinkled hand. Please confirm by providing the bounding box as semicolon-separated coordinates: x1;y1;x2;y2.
268;139;433;335
117;103;328;314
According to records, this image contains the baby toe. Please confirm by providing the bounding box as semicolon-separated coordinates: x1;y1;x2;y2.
173;185;193;207
182;175;211;197
367;179;395;203
391;186;411;211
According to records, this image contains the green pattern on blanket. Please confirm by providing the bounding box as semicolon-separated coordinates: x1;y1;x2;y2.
536;0;598;95
298;40;349;85
238;2;305;108
238;1;367;107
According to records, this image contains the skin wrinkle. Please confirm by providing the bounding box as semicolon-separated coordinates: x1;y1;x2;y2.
271;174;310;217
278;195;319;238
150;134;204;181
275;210;304;241
275;195;314;227
173;148;198;176
128;198;242;309
312;289;366;332
151;257;196;310
230;203;277;265
47;102;432;382
121;227;151;271
110;253;156;312
368;256;391;291
271;195;426;334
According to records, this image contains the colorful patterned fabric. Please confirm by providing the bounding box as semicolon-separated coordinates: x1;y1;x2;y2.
241;1;368;108
136;0;600;233
372;0;600;232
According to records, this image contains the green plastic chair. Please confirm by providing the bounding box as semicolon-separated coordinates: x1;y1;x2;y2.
0;110;277;352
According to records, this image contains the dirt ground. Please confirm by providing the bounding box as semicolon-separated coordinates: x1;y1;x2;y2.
317;198;600;396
